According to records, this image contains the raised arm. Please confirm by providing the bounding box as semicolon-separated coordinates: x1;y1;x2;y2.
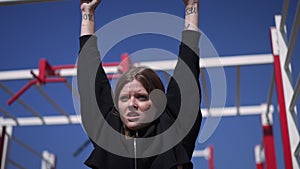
166;0;200;118
78;0;115;123
165;1;202;160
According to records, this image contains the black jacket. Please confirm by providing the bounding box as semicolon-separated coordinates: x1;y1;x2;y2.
77;30;202;169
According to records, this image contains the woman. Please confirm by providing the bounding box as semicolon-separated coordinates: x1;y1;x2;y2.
77;0;202;168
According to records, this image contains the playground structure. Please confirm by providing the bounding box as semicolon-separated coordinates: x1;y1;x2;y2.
0;0;299;169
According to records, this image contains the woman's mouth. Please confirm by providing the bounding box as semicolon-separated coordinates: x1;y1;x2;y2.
127;112;140;122
127;112;139;117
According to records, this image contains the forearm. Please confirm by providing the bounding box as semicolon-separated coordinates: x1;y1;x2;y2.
80;0;100;36
184;0;199;31
81;12;96;36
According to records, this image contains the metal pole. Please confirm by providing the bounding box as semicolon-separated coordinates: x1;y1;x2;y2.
208;145;215;169
254;145;265;169
0;127;12;169
0;0;61;6
284;0;300;69
271;34;293;169
0;127;6;168
280;0;290;32
272;14;300;168
289;74;300;112
261;113;277;169
236;66;241;115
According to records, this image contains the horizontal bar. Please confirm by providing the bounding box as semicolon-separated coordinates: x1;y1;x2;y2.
200;54;274;68
0;0;60;6
0;115;80;126
192;149;209;158
0;104;274;126
202;104;274;117
0;66;119;81
0;54;274;81
138;54;274;70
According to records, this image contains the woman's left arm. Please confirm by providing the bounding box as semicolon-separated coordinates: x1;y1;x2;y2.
165;0;202;160
166;0;201;118
181;0;202;160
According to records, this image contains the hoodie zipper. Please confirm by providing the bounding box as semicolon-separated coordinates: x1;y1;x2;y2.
134;137;137;169
125;128;138;169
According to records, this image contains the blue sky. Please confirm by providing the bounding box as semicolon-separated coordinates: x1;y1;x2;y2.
0;0;299;169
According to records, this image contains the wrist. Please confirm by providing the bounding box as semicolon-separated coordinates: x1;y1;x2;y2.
185;5;199;16
82;12;95;22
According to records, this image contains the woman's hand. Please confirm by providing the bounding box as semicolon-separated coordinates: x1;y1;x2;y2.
80;0;101;13
182;0;199;7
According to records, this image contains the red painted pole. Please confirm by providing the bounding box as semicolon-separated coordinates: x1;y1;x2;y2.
270;27;293;169
273;54;293;169
208;145;214;169
262;125;277;169
7;79;37;105
119;53;131;73
256;163;265;169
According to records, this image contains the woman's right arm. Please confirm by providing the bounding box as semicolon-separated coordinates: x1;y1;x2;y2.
78;0;115;119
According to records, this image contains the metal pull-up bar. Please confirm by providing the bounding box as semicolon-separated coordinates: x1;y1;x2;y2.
0;0;61;6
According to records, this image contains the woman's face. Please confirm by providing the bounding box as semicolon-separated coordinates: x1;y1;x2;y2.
118;79;156;131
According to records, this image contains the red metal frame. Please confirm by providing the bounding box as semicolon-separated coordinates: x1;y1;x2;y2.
7;54;132;105
7;59;68;105
208;145;214;169
256;163;264;169
273;54;293;169
270;26;293;169
262;125;277;169
119;53;131;73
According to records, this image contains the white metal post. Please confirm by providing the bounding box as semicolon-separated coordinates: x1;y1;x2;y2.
254;144;265;169
0;126;12;169
272;15;300;169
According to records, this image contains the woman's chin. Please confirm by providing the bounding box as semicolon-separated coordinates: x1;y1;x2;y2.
125;122;141;131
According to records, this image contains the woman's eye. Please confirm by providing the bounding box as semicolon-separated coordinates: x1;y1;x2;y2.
119;96;129;102
136;95;149;101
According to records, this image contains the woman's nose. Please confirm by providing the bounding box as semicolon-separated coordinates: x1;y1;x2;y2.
129;97;138;109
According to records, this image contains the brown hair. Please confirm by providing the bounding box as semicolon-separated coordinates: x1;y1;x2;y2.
114;67;165;107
